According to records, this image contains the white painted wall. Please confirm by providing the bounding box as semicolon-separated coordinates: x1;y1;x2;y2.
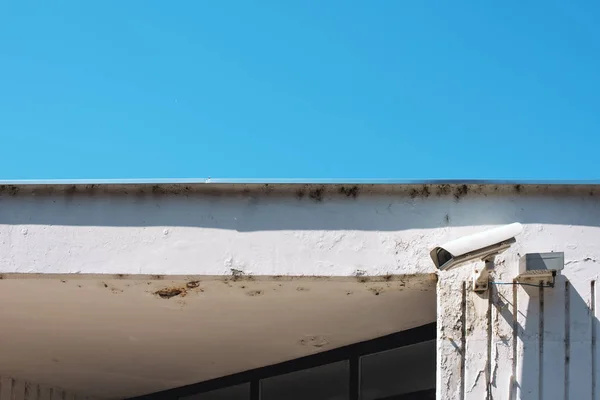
437;259;599;400
0;184;598;278
1;183;599;399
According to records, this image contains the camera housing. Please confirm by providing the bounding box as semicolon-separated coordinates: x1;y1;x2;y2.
430;223;523;271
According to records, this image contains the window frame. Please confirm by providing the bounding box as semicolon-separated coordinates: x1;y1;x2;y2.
126;322;436;400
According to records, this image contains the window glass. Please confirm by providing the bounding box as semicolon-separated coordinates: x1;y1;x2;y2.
261;361;349;400
360;340;436;400
179;383;249;400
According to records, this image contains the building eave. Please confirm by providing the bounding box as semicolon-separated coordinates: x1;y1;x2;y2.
1;178;600;186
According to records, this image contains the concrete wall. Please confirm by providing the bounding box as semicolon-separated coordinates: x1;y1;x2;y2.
1;183;598;278
437;259;599;400
1;183;600;399
0;376;91;400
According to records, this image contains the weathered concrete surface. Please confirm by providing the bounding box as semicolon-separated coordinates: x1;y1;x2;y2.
2;183;600;399
0;275;436;399
436;253;600;399
436;272;465;400
1;184;599;277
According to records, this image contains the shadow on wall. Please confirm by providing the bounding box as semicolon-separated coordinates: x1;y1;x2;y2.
1;185;600;231
493;273;597;399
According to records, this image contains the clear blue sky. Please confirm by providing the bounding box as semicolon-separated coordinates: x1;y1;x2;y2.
1;2;599;181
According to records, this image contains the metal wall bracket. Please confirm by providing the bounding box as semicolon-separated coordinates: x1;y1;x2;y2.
514;252;563;288
515;270;556;287
472;258;494;293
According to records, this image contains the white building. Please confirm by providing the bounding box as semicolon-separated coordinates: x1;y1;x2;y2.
0;182;597;399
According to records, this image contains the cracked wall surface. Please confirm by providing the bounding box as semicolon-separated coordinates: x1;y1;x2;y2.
437;259;600;399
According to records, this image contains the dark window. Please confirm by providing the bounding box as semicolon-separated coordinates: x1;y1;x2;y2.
361;340;436;400
261;361;349;400
129;323;436;400
180;384;250;400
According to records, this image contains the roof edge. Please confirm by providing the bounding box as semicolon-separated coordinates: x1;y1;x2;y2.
1;178;600;186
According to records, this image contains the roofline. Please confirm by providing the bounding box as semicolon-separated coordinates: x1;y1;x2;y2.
1;178;600;186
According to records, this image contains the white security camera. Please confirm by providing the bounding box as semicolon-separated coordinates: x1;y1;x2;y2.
430;223;523;271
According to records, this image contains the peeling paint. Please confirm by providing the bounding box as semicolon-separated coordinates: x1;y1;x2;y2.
468;369;484;393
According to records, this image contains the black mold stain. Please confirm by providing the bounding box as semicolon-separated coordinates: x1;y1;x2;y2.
453;184;469;201
309;187;324;202
369;287;383;296
65;185;77;197
263;184;273;194
230;268;244;281
355;269;369;283
0;185;20;196
436;184;451;196
514;184;522;193
151;185;168;195
444;214;450;224
85;184;98;197
296;189;305;200
410;186;431;198
339;186;359;198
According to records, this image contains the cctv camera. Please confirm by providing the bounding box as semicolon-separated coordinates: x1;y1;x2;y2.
430;223;523;271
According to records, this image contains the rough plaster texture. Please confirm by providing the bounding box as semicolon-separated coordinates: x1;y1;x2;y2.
429;185;600;399
1;183;598;278
437;260;600;400
1;183;600;399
